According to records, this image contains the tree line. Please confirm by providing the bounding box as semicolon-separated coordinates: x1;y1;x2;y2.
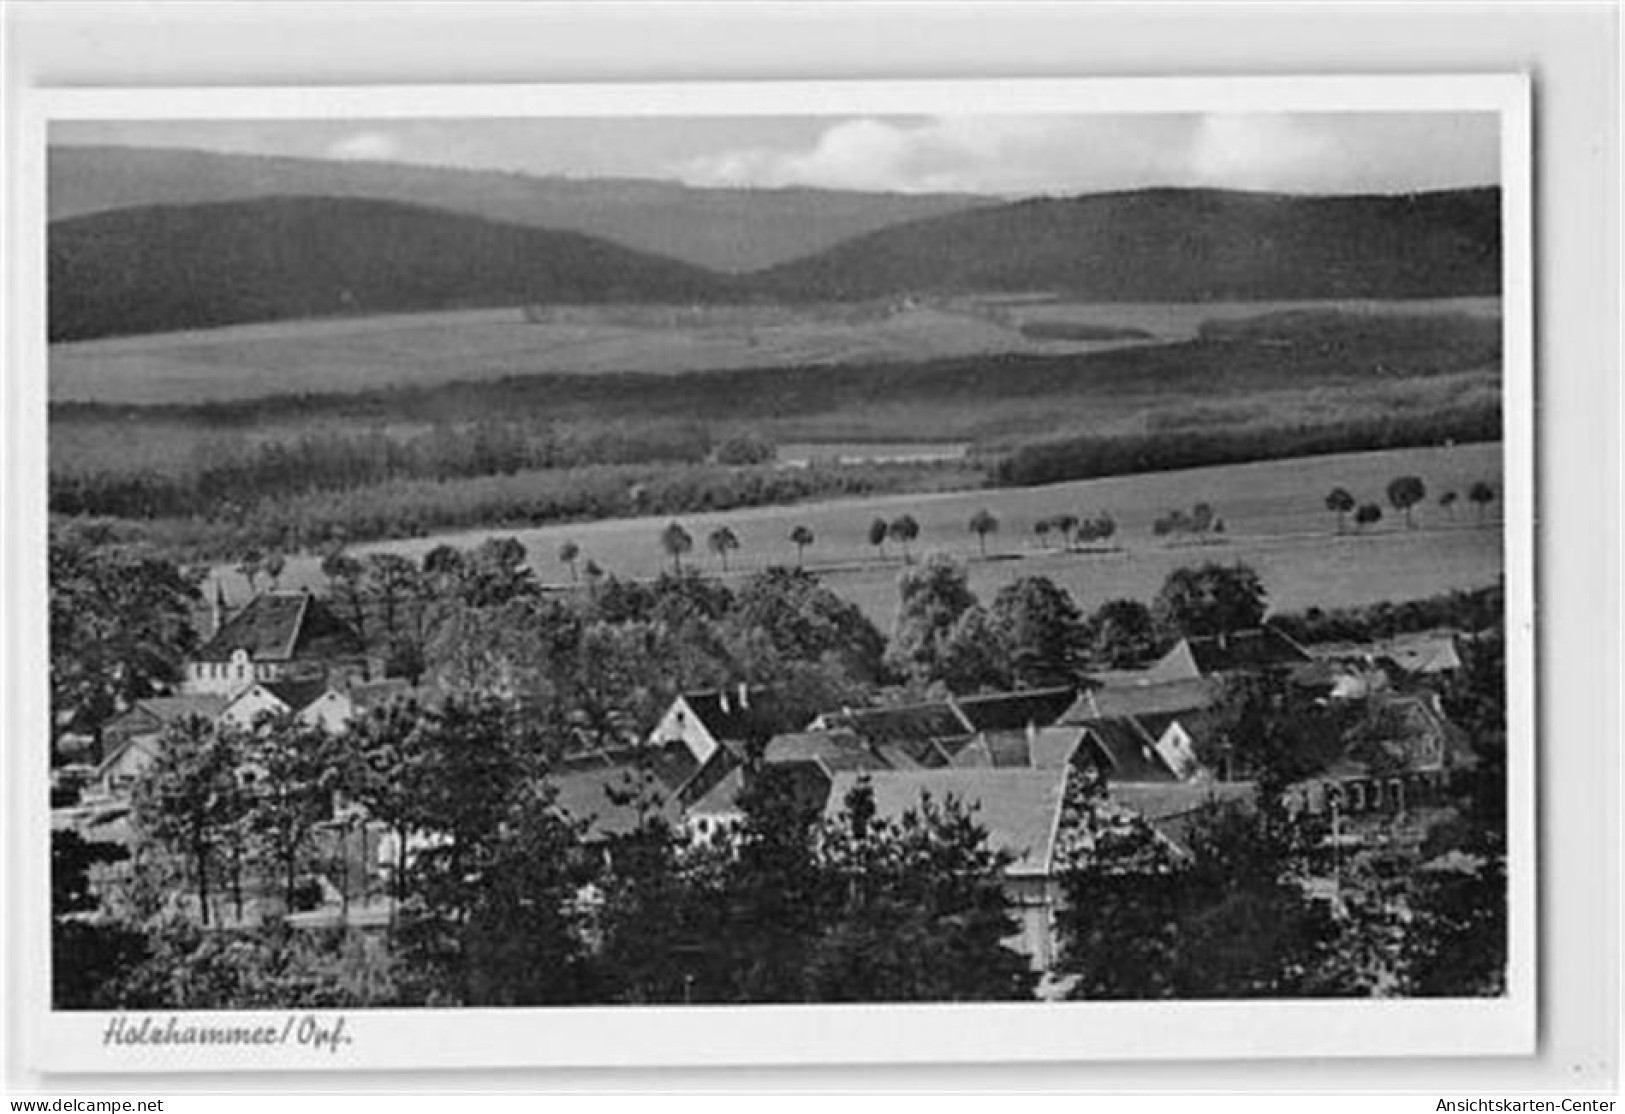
991;402;1501;489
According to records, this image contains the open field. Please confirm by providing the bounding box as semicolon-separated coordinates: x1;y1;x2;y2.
222;442;1504;630
50;296;1500;406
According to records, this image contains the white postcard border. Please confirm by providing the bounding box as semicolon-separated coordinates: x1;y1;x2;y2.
7;74;1536;1075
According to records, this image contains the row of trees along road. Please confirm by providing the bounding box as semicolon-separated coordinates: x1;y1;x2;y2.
1326;477;1496;534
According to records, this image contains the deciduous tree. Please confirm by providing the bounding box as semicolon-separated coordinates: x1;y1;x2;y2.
1151;563;1268;640
989;576;1085;688
1325;487;1356;533
967;508;999;558
660;521;694;575
1387;475;1427;529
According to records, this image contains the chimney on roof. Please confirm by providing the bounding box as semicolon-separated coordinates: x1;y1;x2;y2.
210;581;228;639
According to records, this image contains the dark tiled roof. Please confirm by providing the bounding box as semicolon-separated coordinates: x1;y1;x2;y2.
950;727;1087;771
262;678;330;713
874;737;953;770
678;687;807;747
685;766;747;819
1078;718;1179;783
196;591;364;664
823;768;1069;877
818;701;974;748
955;687;1077;732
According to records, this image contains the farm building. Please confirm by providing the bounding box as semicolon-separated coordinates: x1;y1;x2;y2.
646;685;806;765
182;589;373;696
822;766;1072;969
1142;626;1314;683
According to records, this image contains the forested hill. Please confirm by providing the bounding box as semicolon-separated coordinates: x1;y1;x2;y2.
49;145;988;273
49;197;740;341
751;187;1502;301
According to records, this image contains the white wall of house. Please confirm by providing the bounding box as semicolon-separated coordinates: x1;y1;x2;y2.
96;739;157;800
1004;874;1059;971
647;696;720;764
183;649;284;696
298;690;356;733
220;685;292;730
1153;722;1203;781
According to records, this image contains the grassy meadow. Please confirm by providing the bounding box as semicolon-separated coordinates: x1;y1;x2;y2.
49;296;1499;406
220;442;1505;630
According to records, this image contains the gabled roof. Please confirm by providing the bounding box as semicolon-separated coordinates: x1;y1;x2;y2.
1078;718;1180;783
95;735;160;781
1378;633;1464;675
195;591;364;664
822;768;1070;877
954;687;1077;732
550;752;689;839
1355;692;1475;769
685;761;832;822
1107;781;1259;859
763;729;889;773
949;726;1088;771
109;694;228;732
262;678;330;714
817;700;975;747
1063;677;1219;722
874;736;953;770
1144;627;1311;681
685;766;747;819
676;687;805;748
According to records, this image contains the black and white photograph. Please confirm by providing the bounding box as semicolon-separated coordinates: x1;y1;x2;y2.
12;70;1548;1074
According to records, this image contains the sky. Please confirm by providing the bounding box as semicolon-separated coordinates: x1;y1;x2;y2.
52;113;1500;197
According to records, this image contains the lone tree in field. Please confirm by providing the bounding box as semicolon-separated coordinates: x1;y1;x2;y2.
708;525;740;573
1468;480;1497;523
1354;502;1383;531
1325;487;1356;533
1387;475;1428;529
889;514;921;564
968;509;999;558
558;540;580;583
1439;490;1459;519
788;525;815;568
867;516;890;561
660;521;693;575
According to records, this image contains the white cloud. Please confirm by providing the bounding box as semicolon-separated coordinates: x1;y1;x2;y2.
671;115;1186;196
325;131;404;162
1188;115;1342;191
667;112;1499;197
